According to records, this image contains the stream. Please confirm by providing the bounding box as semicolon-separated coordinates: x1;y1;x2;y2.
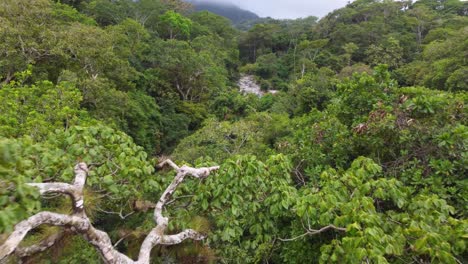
238;75;263;96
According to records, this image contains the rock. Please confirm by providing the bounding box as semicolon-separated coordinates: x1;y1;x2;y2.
238;75;263;96
238;75;280;96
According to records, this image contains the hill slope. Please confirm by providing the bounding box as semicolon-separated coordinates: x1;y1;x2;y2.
187;0;259;24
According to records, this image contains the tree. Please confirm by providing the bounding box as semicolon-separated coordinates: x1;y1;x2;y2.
291;67;337;113
280;157;466;264
342;42;359;66
296;39;330;78
1;0;468;262
330;65;396;126
0;0;56;83
107;18;151;63
0;159;219;263
0;70;86;140
83;0;190;28
146;39;227;101
255;53;279;79
239;23;281;62
406;5;436;48
159;10;192;39
365;37;403;68
173;113;290;163
191;154;295;263
190;11;237;42
398;26;468;91
415;0;467;16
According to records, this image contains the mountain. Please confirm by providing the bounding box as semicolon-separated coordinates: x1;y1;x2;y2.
187;0;260;24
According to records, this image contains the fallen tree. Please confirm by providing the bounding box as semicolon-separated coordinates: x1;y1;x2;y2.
0;160;219;264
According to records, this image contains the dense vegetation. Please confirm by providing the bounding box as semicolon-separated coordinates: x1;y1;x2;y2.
0;0;467;263
188;0;260;26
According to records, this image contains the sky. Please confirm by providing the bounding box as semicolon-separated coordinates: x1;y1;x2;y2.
202;0;352;19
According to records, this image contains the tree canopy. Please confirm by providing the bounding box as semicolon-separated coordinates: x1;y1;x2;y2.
0;0;467;263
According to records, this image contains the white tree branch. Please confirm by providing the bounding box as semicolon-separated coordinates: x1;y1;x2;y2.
160;229;206;245
73;162;88;188
0;212;89;260
157;159;179;170
26;183;74;195
27;163;88;213
0;160;219;264
137;160;219;264
15;231;66;258
278;224;347;242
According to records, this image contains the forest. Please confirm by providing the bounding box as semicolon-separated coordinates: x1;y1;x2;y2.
0;0;467;263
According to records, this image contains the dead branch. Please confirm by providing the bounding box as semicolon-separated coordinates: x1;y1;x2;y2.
15;231;66;258
0;160;219;264
278;224;347;242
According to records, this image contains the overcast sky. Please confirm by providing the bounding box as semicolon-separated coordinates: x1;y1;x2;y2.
204;0;352;19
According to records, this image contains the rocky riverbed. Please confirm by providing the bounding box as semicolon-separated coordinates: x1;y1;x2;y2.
238;75;262;96
238;75;279;96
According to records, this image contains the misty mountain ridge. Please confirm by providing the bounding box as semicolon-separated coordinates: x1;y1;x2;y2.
186;0;260;25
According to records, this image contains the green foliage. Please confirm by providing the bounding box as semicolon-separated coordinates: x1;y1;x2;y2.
107;18;151;62
49;125;156;203
239;23;282;62
291;67;337;112
0;123;157;233
190;11;237;42
53;2;97;26
0;0;467;263
0;0;56;81
0;138;41;233
398;26;468;91
173;113;290;163
279;111;353;183
56;236;101;264
0;69;87;140
193;155;294;263
145;38;228;101
159;10;192;39
119;91;162;154
254;53;279;80
365;37;403;69
0;0;237;155
329;65;396;126
342;42;359;66
285;158;466;264
83;0;187;28
209;90;257;120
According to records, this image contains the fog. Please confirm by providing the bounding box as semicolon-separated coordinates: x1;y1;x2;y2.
192;0;351;19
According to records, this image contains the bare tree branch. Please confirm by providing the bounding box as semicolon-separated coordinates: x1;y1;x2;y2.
137;160;219;264
0;160;219;264
278;225;347;242
0;212;90;260
26;183;74;195
160;229;205;245
96;207;135;220
157;158;179;170
15;231;67;258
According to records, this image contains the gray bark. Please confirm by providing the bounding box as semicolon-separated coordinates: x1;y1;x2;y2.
0;161;219;264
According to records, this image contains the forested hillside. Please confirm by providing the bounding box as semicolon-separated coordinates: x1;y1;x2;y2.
0;0;467;263
187;0;260;25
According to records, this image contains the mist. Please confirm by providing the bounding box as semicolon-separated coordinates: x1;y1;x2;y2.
190;0;351;18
